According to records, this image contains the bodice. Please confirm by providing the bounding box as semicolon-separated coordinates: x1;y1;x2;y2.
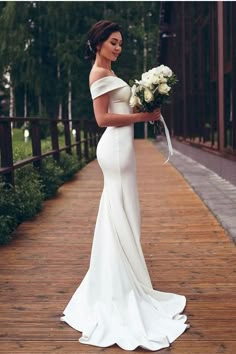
90;76;132;114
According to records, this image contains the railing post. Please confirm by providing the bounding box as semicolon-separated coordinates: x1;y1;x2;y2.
0;119;14;185
31;119;42;169
87;121;93;158
96;125;102;146
50;120;60;162
89;121;94;159
95;130;99;146
64;119;72;155
73;120;81;160
91;123;96;157
92;122;96;158
83;120;89;162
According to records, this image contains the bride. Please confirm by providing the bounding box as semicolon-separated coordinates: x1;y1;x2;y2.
61;20;189;351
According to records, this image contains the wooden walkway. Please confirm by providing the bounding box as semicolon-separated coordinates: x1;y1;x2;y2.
0;140;236;354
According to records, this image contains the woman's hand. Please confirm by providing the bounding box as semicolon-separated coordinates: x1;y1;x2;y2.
141;108;161;122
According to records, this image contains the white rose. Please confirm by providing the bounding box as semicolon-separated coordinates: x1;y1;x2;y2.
130;94;141;107
141;71;155;88
141;72;149;81
131;84;137;95
158;73;167;84
162;66;173;77
141;72;152;86
152;65;165;75
150;67;160;75
145;78;155;89
158;83;171;95
144;88;154;102
151;74;161;85
129;95;137;107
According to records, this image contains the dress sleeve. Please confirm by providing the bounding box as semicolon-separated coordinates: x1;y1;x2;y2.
90;76;127;100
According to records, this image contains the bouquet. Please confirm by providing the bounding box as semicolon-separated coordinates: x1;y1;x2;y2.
129;64;177;112
129;64;177;163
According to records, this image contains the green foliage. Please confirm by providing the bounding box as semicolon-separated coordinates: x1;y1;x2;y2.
0;149;81;245
0;182;17;220
58;152;80;182
14;166;44;222
0;167;44;245
0;215;16;245
0;182;17;244
13;143;32;162
40;158;63;199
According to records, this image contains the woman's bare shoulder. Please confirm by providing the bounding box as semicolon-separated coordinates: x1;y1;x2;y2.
89;67;113;87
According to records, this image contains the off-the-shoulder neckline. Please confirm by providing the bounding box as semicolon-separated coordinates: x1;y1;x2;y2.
90;76;125;89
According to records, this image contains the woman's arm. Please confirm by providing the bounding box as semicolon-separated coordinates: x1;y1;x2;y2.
93;93;160;127
90;69;160;127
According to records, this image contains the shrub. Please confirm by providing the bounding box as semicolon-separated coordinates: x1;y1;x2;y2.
0;150;82;245
58;152;80;182
0;215;17;245
0;182;18;245
40;157;63;199
14;166;44;223
0;182;17;218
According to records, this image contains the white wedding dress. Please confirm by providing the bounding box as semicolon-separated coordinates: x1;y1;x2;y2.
61;76;189;351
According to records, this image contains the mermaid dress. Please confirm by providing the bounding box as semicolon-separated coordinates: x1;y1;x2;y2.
61;76;189;351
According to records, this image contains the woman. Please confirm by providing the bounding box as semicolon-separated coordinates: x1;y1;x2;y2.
61;20;189;351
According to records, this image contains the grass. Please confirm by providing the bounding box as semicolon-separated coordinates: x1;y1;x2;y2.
12;128;78;163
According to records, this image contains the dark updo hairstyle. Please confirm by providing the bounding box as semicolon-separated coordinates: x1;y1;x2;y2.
85;20;122;61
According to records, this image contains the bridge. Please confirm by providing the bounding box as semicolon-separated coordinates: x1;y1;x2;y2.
0;140;235;354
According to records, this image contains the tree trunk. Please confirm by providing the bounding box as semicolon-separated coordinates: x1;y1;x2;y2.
9;84;15;132
9;85;15;118
23;86;28;128
38;95;42;117
68;67;72;130
58;103;62;120
38;12;42;118
24;86;27;118
57;63;62;120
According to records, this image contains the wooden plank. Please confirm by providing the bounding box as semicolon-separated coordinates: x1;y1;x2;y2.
1;340;235;354
0;320;235;341
0;140;235;353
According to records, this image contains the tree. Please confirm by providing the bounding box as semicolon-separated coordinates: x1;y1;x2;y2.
0;1;160;125
0;2;29;117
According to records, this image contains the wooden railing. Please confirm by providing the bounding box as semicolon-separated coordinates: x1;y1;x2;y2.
0;117;104;185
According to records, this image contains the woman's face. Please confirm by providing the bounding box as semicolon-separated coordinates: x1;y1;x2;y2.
97;31;122;61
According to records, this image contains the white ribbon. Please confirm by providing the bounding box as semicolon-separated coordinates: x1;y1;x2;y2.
160;114;173;164
150;115;173;164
